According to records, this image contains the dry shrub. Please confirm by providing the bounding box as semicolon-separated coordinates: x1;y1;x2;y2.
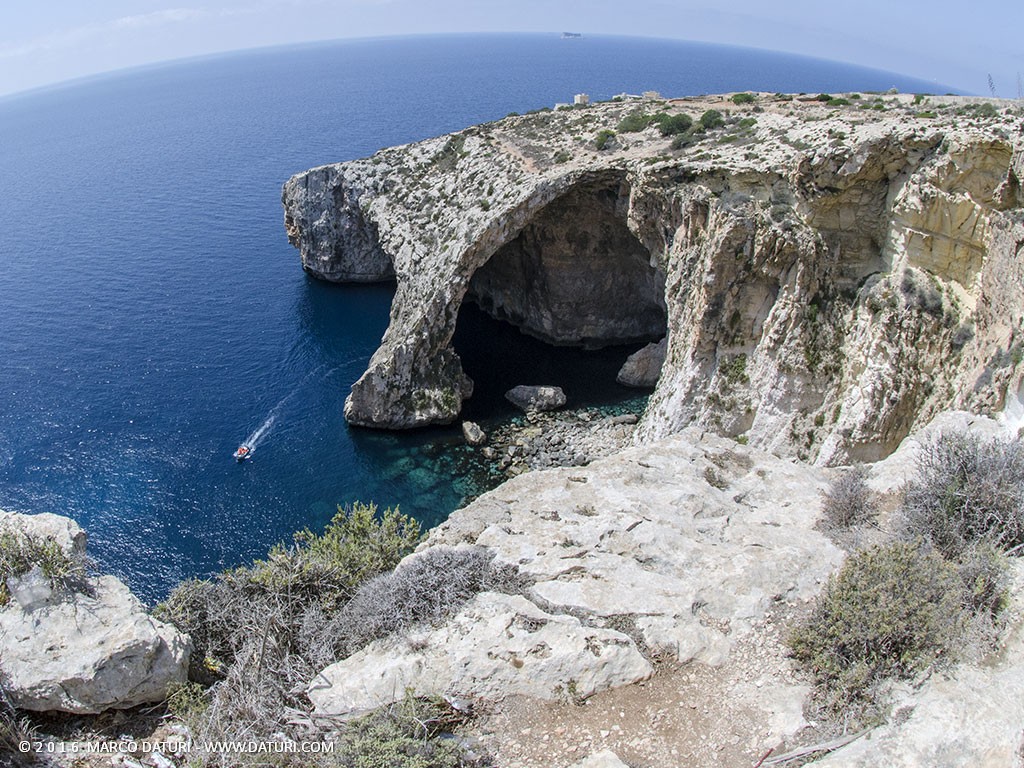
338;546;529;652
789;541;970;724
334;694;487;768
900;431;1024;557
154;503;423;761
821;464;877;529
792;429;1021;730
156;506;521;766
0;693;39;767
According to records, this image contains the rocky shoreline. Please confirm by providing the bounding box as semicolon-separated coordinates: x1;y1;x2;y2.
471;399;645;479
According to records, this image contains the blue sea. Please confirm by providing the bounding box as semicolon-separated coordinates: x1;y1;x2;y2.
0;34;950;600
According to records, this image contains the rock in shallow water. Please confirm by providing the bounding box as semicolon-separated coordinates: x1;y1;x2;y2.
505;385;567;413
462;420;487;446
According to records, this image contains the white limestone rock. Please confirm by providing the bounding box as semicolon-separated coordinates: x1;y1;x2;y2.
0;510;87;555
432;428;843;665
616;338;666;388
308;592;652;718
505;385;567;413
284;95;1024;465
0;509;191;714
572;750;630;768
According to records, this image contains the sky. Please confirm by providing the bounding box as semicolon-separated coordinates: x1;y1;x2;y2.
1;1;1021;98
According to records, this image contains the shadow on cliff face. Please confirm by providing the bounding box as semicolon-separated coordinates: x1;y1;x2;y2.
466;175;667;348
453;303;649;422
454;176;667;420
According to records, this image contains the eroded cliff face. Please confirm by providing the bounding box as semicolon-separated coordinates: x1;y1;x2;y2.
283;93;1024;463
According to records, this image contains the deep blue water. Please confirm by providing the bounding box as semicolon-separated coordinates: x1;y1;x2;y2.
0;34;951;600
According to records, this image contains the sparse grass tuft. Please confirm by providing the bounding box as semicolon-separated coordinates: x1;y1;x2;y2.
0;530;90;606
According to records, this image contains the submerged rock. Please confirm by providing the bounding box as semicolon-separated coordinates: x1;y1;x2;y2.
505;385;567;413
0;510;191;714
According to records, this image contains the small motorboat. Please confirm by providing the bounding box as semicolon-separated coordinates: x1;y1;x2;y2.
233;445;252;462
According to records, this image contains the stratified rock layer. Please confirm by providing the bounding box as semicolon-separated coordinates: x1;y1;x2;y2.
284;94;1024;464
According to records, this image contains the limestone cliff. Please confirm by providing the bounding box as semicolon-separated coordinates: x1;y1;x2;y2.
283;93;1024;463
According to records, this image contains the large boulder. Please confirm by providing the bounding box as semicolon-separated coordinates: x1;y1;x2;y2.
309;592;652;718
0;510;191;714
505;385;567;413
616;338;666;388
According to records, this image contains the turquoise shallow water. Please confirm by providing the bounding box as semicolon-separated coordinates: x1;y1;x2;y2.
0;34;951;600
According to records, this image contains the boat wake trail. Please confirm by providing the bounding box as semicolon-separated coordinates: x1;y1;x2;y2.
243;413;277;451
237;359;358;457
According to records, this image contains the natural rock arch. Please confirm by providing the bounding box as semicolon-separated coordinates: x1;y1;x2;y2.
464;175;667;349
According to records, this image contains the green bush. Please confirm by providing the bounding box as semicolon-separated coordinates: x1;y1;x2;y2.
730;92;756;104
899;431;1024;557
699;109;724;129
594;129;616;150
653;112;693;136
553;149;571;164
616;111;652;132
815;93;834;102
155;502;421;680
337;694;482;768
789;542;970;718
155;503;426;762
0;530;90;606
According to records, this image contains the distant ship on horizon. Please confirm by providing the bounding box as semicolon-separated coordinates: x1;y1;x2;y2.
561;32;583;39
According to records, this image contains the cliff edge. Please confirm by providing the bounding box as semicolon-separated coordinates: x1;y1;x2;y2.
283;93;1024;463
